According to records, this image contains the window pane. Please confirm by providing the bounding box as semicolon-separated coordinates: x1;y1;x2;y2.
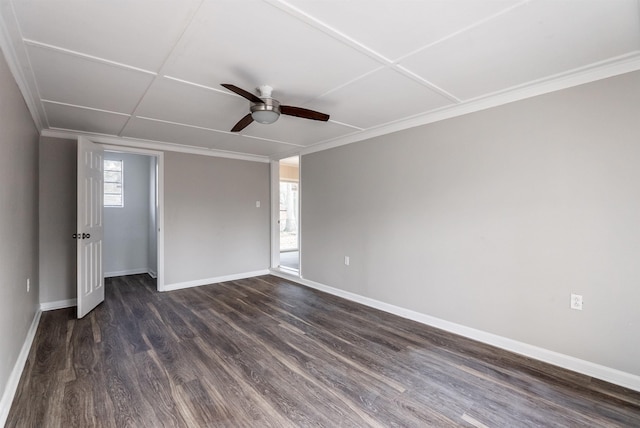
104;182;121;193
104;160;122;171
104;159;123;207
104;170;121;183
104;194;122;207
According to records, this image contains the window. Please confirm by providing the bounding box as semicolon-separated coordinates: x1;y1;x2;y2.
104;159;123;207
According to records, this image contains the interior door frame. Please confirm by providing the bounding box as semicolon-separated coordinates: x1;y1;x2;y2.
100;143;165;291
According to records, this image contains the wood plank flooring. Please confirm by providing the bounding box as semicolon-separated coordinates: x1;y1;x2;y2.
7;274;640;427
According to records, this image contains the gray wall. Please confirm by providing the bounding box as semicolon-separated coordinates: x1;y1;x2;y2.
103;152;151;277
301;70;640;376
38;137;76;303
38;143;270;298
164;152;270;285
0;49;39;405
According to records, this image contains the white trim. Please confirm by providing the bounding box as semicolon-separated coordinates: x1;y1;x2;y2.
104;268;149;278
23;38;157;76
0;309;41;427
148;269;158;279
164;75;234;96
160;270;270;292
266;0;392;65
40;299;77;311
135;116;304;148
156;152;165;292
296;157;303;276
41;129;270;163
42;99;131;117
270;270;640;393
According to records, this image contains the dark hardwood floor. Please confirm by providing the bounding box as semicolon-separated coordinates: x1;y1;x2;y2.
7;274;640;427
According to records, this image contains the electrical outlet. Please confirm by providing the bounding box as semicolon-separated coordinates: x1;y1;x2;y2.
256;201;260;208
344;256;350;266
26;278;30;293
570;293;583;310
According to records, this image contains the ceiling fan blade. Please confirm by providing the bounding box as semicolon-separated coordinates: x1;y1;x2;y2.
230;113;254;132
221;84;263;104
280;105;330;121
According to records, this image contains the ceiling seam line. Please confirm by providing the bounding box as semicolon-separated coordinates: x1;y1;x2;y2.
163;75;236;97
48;126;120;138
262;0;461;108
264;0;392;67
41;99;131;116
392;65;462;103
328;120;364;131
22;38;157;75
393;0;532;64
135;116;306;147
312;66;386;101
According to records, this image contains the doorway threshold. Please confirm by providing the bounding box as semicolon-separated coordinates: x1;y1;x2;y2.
272;266;299;278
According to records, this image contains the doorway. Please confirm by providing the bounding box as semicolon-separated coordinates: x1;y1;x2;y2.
278;156;299;272
103;151;158;280
76;138;165;317
97;143;164;291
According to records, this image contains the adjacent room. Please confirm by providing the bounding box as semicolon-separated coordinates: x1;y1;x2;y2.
1;1;640;426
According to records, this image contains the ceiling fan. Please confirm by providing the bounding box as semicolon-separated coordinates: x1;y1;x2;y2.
221;84;330;132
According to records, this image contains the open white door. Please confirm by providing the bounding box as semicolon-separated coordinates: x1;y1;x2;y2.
77;137;104;318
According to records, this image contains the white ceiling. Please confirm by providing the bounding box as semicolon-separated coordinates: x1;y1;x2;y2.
1;0;639;161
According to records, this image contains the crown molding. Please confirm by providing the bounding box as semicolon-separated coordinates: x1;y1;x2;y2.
0;2;46;130
301;52;640;156
40;129;270;163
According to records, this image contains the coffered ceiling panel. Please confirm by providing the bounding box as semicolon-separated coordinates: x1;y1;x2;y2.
285;0;521;60
122;117;299;156
241;113;358;146
27;44;155;113
1;0;639;160
311;67;455;129
135;78;248;131
162;0;384;104
44;102;130;135
400;0;640;100
12;0;201;71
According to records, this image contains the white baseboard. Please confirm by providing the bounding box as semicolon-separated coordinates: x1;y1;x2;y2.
148;269;157;279
104;268;149;278
270;269;640;393
40;298;77;311
161;269;270;292
0;309;41;427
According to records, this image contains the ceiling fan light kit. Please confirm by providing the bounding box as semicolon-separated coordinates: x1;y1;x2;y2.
251;97;280;124
222;83;329;132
